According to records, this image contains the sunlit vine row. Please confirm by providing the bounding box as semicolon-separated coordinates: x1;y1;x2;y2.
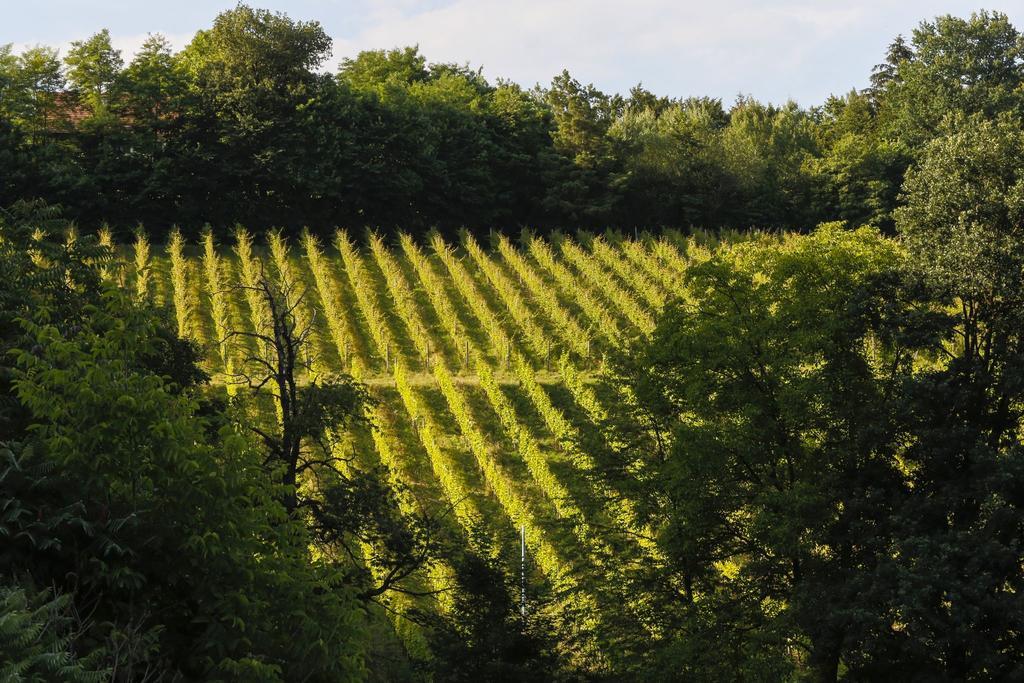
431;358;575;587
335;230;396;370
455;236;610;480
338;231;487;538
618;238;677;297
469;235;608;379
96;226;122;286
364;235;487;526
403;235;619;569
362;399;458;615
474;361;583;524
167;229;200;342
528;236;622;344
201;231;236;392
558;354;607;425
390;236;583;584
233;227;271;343
319;420;436;662
392;361;484;533
589;235;666;310
132;232;151;302
520;239;663;552
303;235;434;523
460;233;559;364
470;253;656;555
367;233;432;364
656;236;691;272
300;234;456;624
429;356;611;666
432;239;599;522
463;238;609;444
360;236;494;534
429;234;515;365
495;235;590;359
412;237;583;523
560;237;655;335
399;233;466;368
302;231;366;377
469;236;613;443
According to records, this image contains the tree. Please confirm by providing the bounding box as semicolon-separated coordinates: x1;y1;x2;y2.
868;34;914;100
0;44;65;131
885;113;1024;679
877;11;1024;148
545;70;621;169
229;268;440;604
608;97;732;227
228;272;368;514
174;4;335;228
117;34;179;124
179;5;332;89
807;90;909;232
541;71;624;224
895;114;1024;327
1;206;368;680
482;81;559;227
0;46;73;211
64;29;123;119
339;46;429;91
593;225;918;679
720;97;819;227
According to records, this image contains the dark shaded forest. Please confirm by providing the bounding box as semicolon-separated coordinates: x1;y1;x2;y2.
3;7;1020;236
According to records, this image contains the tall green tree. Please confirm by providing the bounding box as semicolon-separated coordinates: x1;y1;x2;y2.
608;97;732;227
885;113;1024;680
593;225;921;679
117;34;180;124
721;97;819;227
339;46;429;92
64;29;123;120
867;34;913;101
808;91;908;231
877;11;1024;149
542;70;624;223
174;4;335;229
0;44;65;131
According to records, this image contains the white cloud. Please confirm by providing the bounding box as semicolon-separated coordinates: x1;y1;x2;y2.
328;0;877;99
326;0;1024;102
6;0;1021;103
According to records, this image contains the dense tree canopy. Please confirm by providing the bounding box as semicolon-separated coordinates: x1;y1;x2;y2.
2;6;1022;238
0;203;379;679
590;95;1024;680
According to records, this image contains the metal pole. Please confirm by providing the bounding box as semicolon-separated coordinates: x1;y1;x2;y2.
520;524;526;618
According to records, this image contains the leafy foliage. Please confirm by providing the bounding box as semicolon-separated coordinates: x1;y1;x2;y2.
0;582;108;682
3;7;1021;234
0;208;368;681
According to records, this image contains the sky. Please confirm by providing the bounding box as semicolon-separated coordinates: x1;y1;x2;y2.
2;1;1021;105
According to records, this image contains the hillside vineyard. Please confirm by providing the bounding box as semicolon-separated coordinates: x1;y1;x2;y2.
126;228;686;659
